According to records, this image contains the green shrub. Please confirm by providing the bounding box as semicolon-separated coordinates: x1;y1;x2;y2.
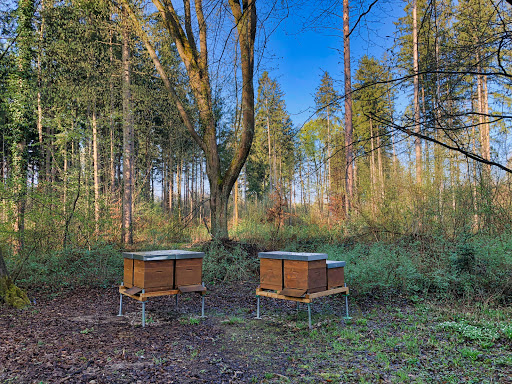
201;240;258;283
8;244;123;291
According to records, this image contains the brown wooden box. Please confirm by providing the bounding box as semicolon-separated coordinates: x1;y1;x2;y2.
260;258;283;290
284;259;326;293
124;258;134;288
326;260;345;289
175;258;203;287
133;259;174;292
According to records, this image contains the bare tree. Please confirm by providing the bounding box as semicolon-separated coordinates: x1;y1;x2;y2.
122;0;256;239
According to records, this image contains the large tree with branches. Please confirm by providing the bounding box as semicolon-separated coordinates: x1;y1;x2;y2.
121;0;256;239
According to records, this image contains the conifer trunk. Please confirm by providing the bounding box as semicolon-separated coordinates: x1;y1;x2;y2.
343;0;354;216
121;9;133;244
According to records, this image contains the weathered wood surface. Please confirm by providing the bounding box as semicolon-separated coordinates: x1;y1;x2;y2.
123;258;134;288
119;286;182;301
284;259;326;292
178;284;206;293
327;267;345;289
175;258;202;286
133;259;174;292
259;258;283;290
255;286;349;303
278;288;306;298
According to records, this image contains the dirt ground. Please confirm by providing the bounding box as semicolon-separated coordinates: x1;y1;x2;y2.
1;283;511;383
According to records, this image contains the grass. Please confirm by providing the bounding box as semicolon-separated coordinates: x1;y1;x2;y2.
217;299;512;383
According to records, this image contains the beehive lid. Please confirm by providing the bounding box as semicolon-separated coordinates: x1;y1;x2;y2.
122;250;204;261
326;260;346;269
258;251;328;261
174;250;205;259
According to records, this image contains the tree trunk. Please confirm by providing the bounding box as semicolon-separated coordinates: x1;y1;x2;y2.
413;0;422;185
122;0;256;240
343;0;354;216
92;104;100;233
0;249;7;278
121;10;133;245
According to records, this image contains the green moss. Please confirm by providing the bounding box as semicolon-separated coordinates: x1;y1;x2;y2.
0;277;30;309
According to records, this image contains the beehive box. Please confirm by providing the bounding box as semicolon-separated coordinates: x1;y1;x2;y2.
258;252;285;290
123;250;204;292
326;260;345;289
259;251;328;293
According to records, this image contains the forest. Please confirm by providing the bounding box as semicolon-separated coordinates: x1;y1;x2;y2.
0;0;512;382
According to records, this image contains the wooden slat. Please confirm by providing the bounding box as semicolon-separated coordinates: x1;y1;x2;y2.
305;286;349;299
255;287;311;303
178;284;206;293
140;289;180;299
278;288;306;297
125;286;142;295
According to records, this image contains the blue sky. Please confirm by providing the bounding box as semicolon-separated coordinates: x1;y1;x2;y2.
259;0;405;128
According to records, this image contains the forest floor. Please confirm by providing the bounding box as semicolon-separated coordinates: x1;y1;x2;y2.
1;283;511;384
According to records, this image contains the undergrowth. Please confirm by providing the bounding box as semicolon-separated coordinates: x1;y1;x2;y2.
3;223;512;305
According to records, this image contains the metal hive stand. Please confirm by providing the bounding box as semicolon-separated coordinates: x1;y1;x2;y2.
117;283;206;327
255;284;351;329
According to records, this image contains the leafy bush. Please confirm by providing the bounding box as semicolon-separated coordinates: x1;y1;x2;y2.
201;240;259;283
7;244;123;291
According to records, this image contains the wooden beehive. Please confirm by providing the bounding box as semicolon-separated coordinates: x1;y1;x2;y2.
284;256;327;294
175;255;203;287
259;257;284;290
122;250;204;292
259;251;328;294
326;260;345;289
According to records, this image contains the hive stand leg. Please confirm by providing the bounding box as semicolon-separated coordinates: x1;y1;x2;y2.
200;282;206;318
307;303;312;329
343;283;352;320
175;294;178;306
117;293;123;317
141;289;146;328
256;296;261;319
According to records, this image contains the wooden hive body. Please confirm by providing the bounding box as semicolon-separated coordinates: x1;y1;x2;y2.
123;250;204;292
259;251;328;293
326;260;345;289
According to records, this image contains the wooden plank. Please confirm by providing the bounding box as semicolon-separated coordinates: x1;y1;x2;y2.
284;259;326;291
140;289;180;299
255;287;311;303
125;286;142;295
119;286;146;301
305;286;349;299
178;284;206;293
278;288;306;297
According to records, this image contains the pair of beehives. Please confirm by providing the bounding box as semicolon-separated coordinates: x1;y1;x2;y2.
122;250;204;293
258;251;345;296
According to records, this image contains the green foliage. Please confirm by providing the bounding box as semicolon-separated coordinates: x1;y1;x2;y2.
8;244;123;290
0;277;30;309
201;240;258;283
439;321;501;344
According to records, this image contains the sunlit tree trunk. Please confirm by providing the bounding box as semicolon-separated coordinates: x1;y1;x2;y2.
121;9;133;245
92;104;100;233
413;0;422;185
343;0;354;216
